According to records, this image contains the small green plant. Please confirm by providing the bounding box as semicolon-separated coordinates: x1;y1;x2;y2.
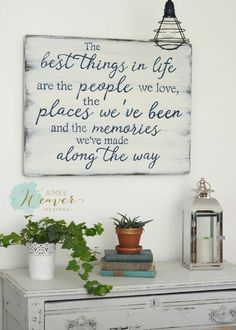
112;213;153;228
0;215;112;296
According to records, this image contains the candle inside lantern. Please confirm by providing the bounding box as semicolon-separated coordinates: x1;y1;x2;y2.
197;237;213;263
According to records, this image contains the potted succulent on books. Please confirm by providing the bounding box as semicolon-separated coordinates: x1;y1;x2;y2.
0;215;112;296
112;213;153;254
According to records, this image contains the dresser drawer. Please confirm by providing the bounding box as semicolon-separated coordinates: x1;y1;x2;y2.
45;290;236;329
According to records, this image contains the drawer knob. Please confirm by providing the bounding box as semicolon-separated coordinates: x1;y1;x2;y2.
67;316;96;329
209;305;236;324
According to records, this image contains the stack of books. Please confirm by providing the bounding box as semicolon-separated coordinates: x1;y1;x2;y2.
100;249;156;278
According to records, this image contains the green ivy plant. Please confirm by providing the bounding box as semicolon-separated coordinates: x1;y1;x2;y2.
0;215;112;296
112;213;153;228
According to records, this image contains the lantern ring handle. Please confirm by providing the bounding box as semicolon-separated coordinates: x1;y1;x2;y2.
197;178;211;191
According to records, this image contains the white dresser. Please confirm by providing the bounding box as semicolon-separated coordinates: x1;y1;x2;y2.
1;261;236;330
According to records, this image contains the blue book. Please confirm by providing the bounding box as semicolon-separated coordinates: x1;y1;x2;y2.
104;249;153;262
100;265;156;278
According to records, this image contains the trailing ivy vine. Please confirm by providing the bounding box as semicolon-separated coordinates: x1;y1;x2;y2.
0;215;112;296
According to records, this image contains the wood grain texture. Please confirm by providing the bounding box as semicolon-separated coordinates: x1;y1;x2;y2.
24;35;192;176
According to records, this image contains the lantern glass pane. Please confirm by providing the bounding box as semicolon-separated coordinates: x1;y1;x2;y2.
195;214;220;264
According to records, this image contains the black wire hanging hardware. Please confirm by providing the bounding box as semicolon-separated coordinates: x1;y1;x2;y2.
153;0;189;50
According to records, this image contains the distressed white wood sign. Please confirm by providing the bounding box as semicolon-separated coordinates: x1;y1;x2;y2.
24;35;192;175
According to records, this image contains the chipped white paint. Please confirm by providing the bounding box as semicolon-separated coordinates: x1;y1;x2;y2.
24;35;191;176
2;261;236;329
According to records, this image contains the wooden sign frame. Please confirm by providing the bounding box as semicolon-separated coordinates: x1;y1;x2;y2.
24;35;192;176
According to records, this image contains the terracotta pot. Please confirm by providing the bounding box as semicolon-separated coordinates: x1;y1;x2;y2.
115;227;143;254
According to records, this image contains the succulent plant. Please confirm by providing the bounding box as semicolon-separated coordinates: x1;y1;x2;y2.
112;213;153;229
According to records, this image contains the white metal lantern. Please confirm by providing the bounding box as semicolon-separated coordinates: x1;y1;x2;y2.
182;178;224;270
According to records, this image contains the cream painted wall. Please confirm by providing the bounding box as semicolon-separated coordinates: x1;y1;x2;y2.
0;0;236;269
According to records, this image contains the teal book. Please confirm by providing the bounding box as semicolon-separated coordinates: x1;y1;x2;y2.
100;265;156;278
104;249;153;262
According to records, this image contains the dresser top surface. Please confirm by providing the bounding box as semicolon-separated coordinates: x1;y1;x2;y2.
1;261;236;298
